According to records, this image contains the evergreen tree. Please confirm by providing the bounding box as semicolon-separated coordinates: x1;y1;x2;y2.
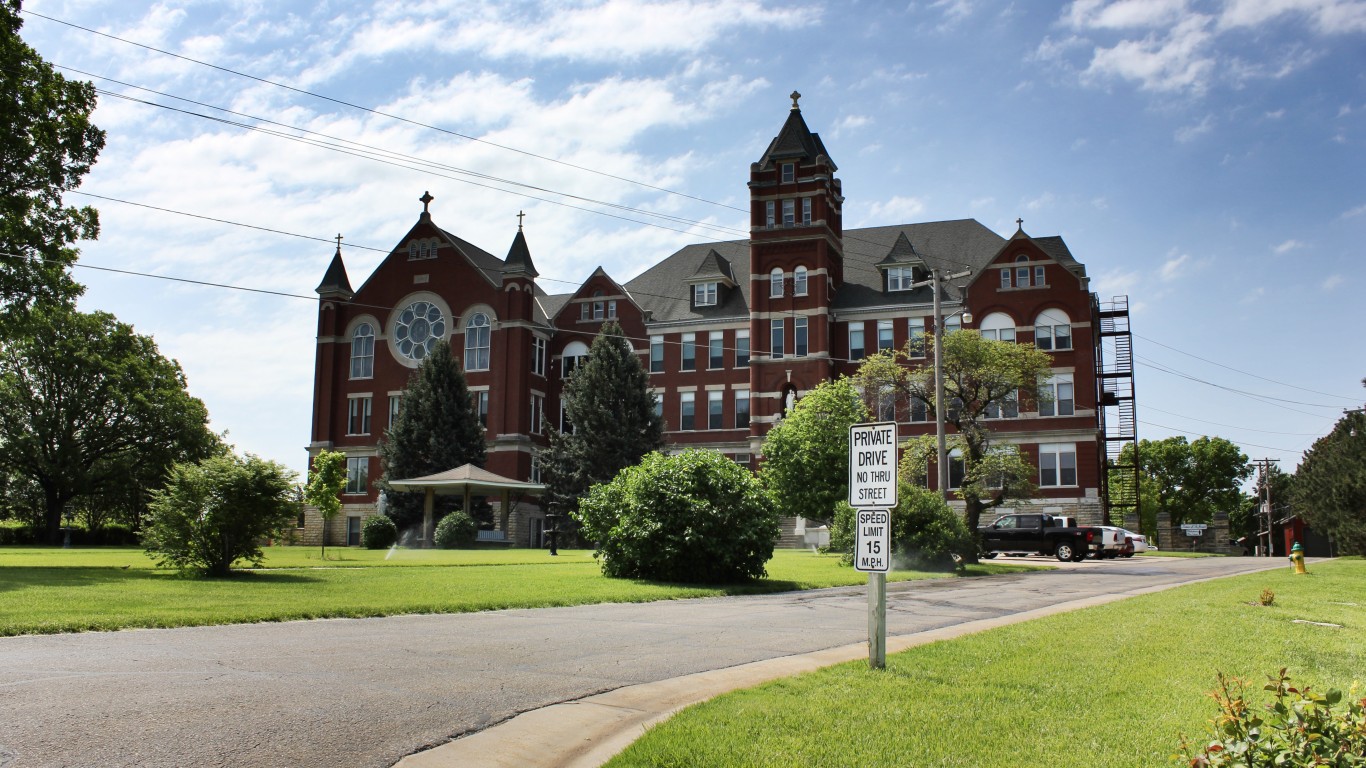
543;322;664;521
1294;410;1366;555
378;342;485;533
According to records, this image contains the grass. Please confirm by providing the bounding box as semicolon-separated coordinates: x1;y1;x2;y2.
0;546;1039;636
606;558;1366;768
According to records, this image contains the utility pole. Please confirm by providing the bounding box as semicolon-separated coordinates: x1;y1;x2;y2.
1252;458;1279;556
919;267;971;500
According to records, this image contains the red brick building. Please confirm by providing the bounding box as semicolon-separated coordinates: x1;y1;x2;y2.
304;98;1132;547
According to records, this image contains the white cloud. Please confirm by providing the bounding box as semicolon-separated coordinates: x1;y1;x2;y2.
1023;192;1055;211
860;195;928;225
1265;108;1286;119
1159;251;1190;281
1240;286;1266;304
1094;267;1142;298
1342;203;1366;218
1082;14;1217;93
1175;114;1215;142
1219;0;1366;33
1321;274;1344;291
1062;0;1191;30
1273;239;1306;254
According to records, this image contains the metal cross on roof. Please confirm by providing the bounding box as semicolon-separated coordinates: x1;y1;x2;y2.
1016;218;1024;230
334;233;343;250
420;191;434;213
517;210;525;231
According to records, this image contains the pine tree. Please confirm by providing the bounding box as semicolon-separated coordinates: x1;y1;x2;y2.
544;322;664;520
378;342;486;532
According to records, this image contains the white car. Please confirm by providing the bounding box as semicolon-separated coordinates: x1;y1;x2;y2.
1120;529;1149;556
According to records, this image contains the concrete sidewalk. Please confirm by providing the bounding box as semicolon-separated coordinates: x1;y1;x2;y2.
396;559;1287;768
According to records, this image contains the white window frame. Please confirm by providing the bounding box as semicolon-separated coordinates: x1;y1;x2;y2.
985;390;1019;420
532;336;547;377
877;319;894;352
735;329;750;367
765;200;775;229
770;268;784;298
693;282;718;307
681;332;696;371
888;266;914;292
1035;309;1073;351
388;394;401;428
650;336;664;373
347;395;372;436
794;316;808;357
801;197;812;225
344;456;368;495
707;390;723;430
680;392;695;431
472;390;489;427
735;389;750;429
794;266;808;296
770;318;784;359
561;341;589;379
908;321;926;359
464;313;491;371
350;323;374;379
782;198;795;227
1039;443;1078;487
849;323;865;361
1039;375;1075;417
708;331;724;369
781;162;794;183
1000;268;1011;289
530;393;544;434
979;312;1017;343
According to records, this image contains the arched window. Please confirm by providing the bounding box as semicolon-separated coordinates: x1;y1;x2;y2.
794;266;808;296
350;323;374;379
464;313;491;371
770;268;784;298
561;341;590;379
979;312;1016;343
1034;308;1072;351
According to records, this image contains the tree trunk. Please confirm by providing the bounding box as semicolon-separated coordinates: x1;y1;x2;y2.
962;496;984;564
43;485;67;545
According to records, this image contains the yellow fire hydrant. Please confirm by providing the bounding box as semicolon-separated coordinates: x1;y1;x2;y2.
1289;542;1307;574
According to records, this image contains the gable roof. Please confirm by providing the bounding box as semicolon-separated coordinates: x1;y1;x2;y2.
875;231;923;267
690;249;737;285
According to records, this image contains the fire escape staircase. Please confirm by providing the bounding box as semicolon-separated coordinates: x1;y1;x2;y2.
1096;296;1139;527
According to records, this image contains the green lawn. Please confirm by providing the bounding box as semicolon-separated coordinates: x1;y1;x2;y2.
607;558;1366;768
0;546;1038;636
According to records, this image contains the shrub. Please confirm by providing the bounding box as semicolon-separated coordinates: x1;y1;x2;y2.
830;482;973;572
1177;669;1365;767
142;454;300;577
361;514;397;550
434;510;477;549
0;520;39;544
575;449;779;583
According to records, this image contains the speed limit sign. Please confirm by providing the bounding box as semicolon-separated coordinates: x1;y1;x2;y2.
854;509;890;573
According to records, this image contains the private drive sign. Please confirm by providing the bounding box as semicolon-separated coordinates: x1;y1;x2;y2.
849;422;898;508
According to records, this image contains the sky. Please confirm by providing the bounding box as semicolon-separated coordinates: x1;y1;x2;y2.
17;0;1366;481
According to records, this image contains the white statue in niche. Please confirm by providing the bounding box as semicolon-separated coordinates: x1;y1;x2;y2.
783;387;796;416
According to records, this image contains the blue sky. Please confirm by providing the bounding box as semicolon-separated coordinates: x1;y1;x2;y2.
20;0;1366;480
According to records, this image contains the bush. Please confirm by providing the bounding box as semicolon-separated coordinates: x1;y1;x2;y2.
434;510;476;549
142;454;299;577
830;482;973;572
361;514;398;549
1178;669;1366;766
575;449;779;584
0;520;39;544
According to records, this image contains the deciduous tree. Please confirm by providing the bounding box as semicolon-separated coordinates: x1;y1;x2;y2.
759;378;867;523
1120;436;1251;530
851;331;1054;542
378;342;485;533
0;306;218;543
0;0;105;329
304;448;347;559
143;453;299;577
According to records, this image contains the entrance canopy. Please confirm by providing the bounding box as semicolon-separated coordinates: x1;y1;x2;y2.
387;464;545;496
387;464;545;545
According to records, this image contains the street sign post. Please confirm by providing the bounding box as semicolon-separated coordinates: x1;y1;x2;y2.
849;422;898;670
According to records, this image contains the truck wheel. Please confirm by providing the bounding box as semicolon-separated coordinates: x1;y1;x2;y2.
1055;542;1076;562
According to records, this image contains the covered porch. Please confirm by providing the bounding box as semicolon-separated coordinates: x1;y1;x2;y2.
386;464;546;546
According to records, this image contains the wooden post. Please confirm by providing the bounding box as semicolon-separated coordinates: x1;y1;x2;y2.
868;572;886;669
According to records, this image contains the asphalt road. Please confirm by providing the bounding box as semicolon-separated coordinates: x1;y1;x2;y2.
0;555;1286;768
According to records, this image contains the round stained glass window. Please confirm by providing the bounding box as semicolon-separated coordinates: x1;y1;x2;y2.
393;300;446;361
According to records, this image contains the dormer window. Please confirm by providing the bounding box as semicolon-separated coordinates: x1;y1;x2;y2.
781;163;794;183
693;282;718;307
887;266;921;291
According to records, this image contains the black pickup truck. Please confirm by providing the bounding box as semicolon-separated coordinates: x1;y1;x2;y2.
978;513;1104;562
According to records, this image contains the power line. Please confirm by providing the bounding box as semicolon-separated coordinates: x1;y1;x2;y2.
1141;405;1329;436
1137;419;1299;454
1135;332;1359;403
21;8;746;215
1136;357;1344;412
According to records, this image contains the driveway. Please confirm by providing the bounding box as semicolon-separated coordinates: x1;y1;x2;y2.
0;555;1286;767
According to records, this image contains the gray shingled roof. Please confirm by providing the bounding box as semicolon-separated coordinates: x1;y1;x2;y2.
875;231;922;267
1033;236;1085;275
438;227;506;286
755;108;836;171
834;220;1007;310
690;249;737;284
625;239;752;323
315;248;354;297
